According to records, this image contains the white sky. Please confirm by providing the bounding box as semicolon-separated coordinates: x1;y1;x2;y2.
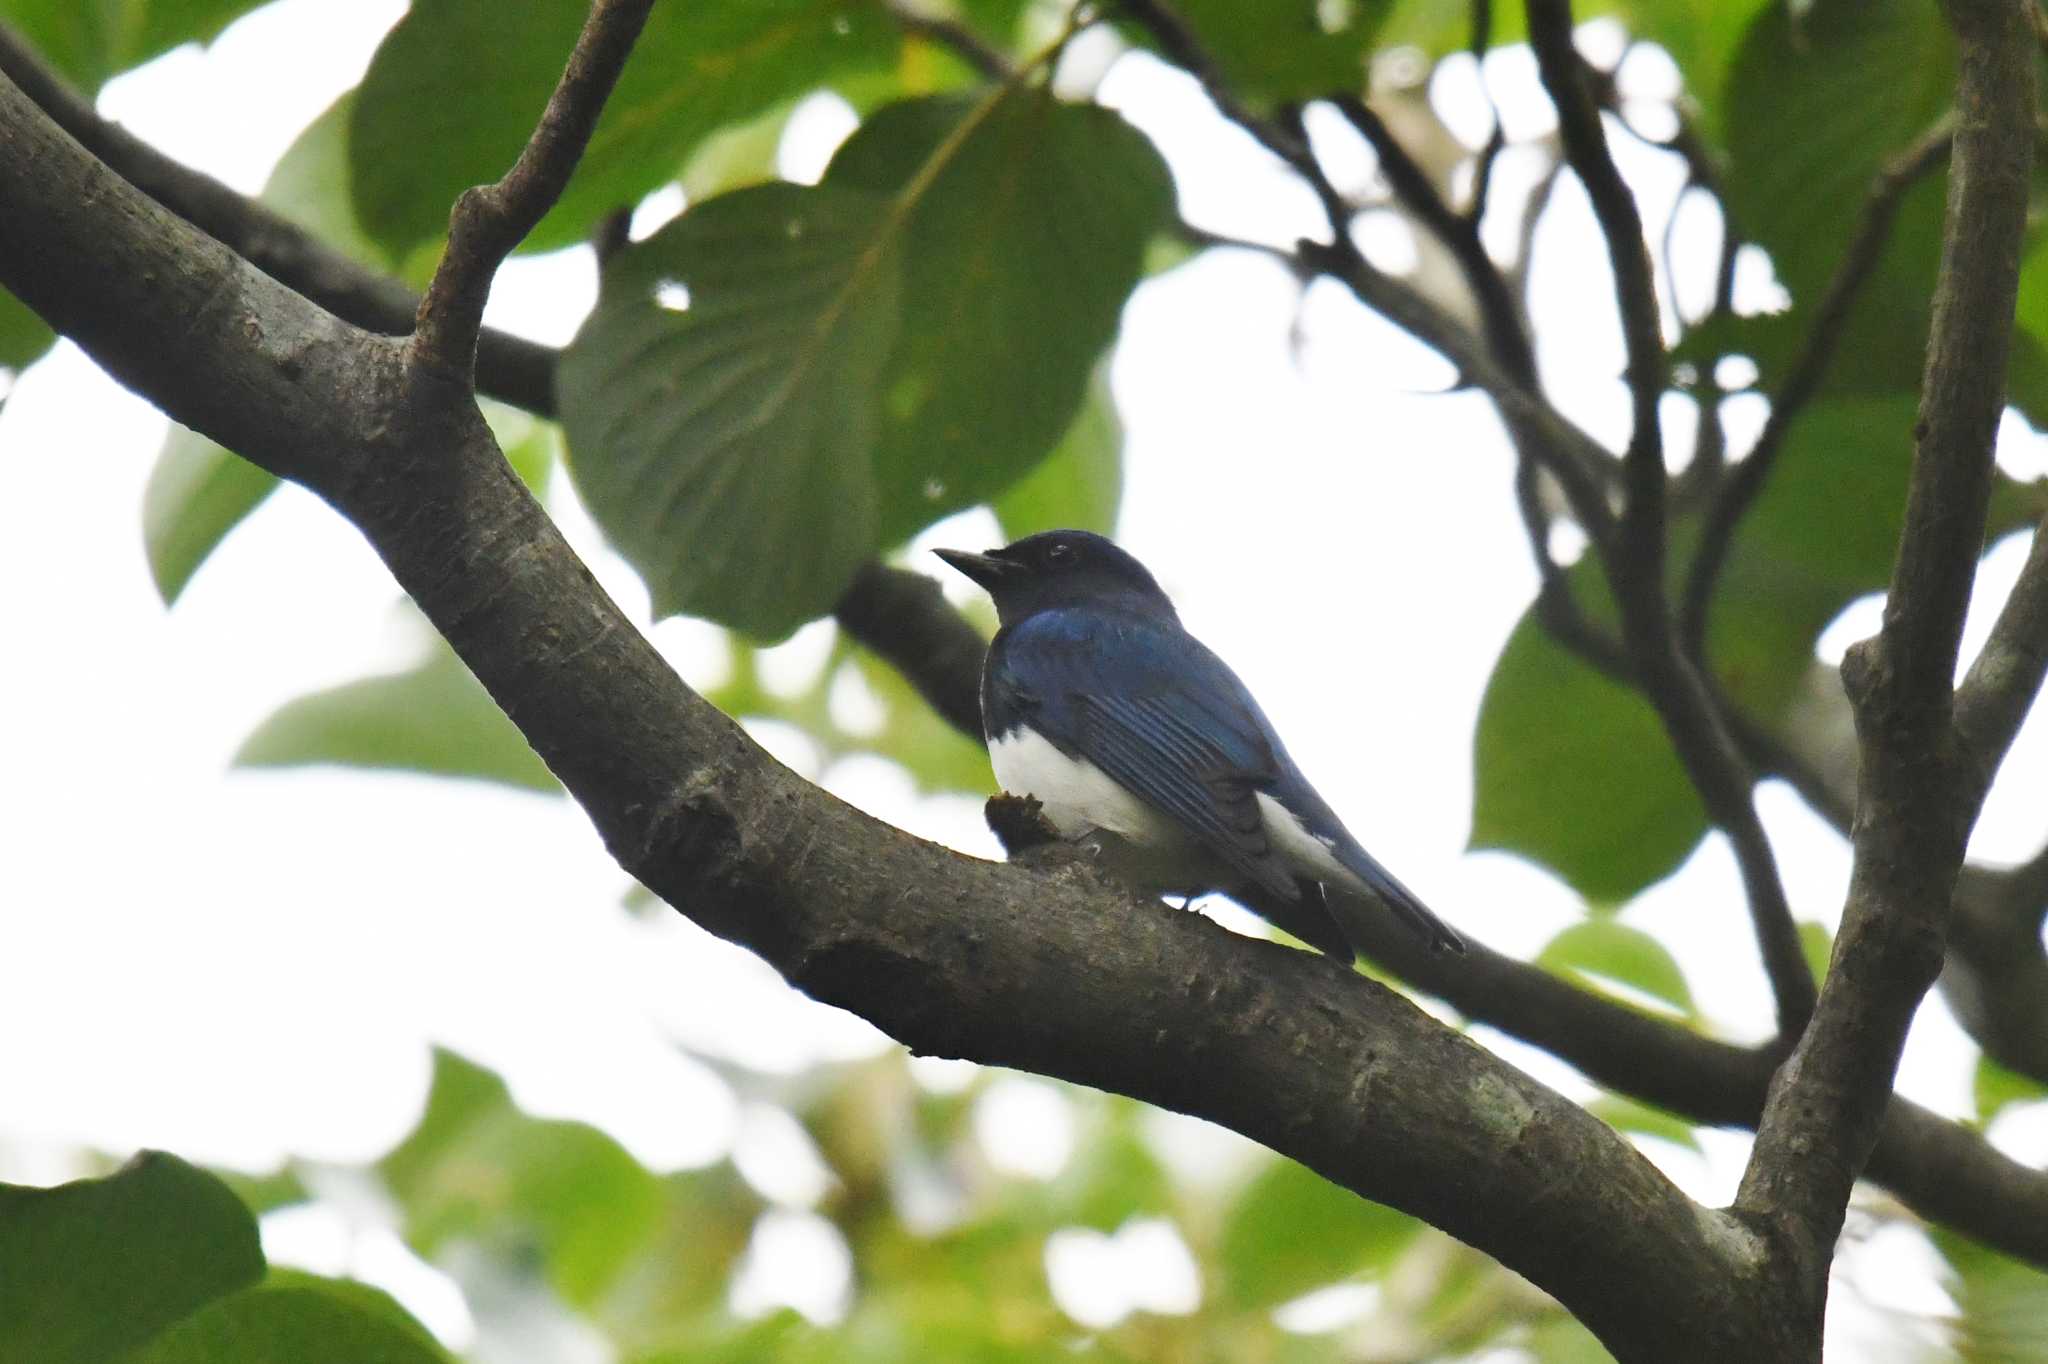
2;2;2045;1358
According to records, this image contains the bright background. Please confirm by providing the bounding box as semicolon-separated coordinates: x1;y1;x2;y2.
4;2;2047;1358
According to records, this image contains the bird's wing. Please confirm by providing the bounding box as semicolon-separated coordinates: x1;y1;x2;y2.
995;610;1301;901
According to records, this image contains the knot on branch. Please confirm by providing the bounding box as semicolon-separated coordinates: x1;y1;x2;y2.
1838;636;1889;717
986;792;1059;858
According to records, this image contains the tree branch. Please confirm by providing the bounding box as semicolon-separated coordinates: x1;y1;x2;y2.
0;62;1795;1361
0;17;560;416
409;0;654;377
1526;2;1666;521
1954;510;2048;802
1680;116;1957;656
1736;0;2036;1331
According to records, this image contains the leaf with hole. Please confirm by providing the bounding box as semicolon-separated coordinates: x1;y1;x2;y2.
560;181;901;638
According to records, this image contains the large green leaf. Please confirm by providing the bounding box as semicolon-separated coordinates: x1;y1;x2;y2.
235;635;559;792
348;0;895;260
380;1050;666;1310
1471;608;1703;903
994;367;1123;539
263;92;393;272
1216;1158;1419;1309
1474;396;2046;902
140;93;435;606
123;1272;451;1364
824;88;1169;543
0;0;268;91
0;1152;263;1364
142;424;279;605
560;181;900;637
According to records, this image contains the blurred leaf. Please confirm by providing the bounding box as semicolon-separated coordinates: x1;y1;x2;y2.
1124;0;1380;104
1217;1158;1419;1309
209;1165;313;1219
1939;1230;2048;1364
1476;395;2044;902
0;0;267;91
380;1049;666;1310
142;423;280;605
1584;1094;1700;1152
1538;921;1695;1019
1798;920;1833;987
263;92;393;270
994;367;1123;539
562;181;900;637
1041;1102;1172;1231
1975;1056;2048;1127
1524;1315;1617;1363
824;89;1169;543
349;0;895;260
123;1271;451;1364
0;1151;263;1364
0;284;54;372
235;636;559;792
1471;606;1703;902
141;93;422;605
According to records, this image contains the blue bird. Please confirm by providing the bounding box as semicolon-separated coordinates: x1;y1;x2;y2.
936;530;1464;958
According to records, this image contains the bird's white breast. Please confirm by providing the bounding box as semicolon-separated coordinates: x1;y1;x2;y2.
989;727;1175;845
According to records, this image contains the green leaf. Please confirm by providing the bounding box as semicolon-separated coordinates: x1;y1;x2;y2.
1798;920;1833;986
1975;1055;2048;1127
1583;1094;1700;1152
0;0;269;92
560;181;900;638
0;1152;263;1364
1217;1158;1419;1309
824;88;1170;543
1124;1;1380;103
0;284;54;372
1939;1230;2048;1364
380;1050;666;1310
994;366;1123;538
262;92;393;271
122;1272;451;1364
142;424;280;605
235;635;559;792
348;0;896;260
1475;396;2043;903
1471;607;1705;902
1538;921;1695;1018
141;93;414;606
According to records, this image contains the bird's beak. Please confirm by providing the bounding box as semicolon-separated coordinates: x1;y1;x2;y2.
934;547;1015;590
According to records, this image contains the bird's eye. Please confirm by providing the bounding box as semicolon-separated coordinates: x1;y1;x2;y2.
1046;543;1075;566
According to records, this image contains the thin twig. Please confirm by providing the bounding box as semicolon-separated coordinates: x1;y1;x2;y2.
1679;116;1957;657
1330;92;1536;384
1526;1;1667;542
887;0;1014;80
1954;505;2048;805
411;0;656;377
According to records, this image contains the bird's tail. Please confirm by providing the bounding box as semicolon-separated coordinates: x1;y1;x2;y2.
1330;842;1465;955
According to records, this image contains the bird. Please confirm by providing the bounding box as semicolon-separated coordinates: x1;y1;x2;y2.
935;529;1464;959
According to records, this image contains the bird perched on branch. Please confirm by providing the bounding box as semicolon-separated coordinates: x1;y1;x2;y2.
937;530;1464;958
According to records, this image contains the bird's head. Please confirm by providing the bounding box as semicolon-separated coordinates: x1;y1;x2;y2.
935;530;1175;625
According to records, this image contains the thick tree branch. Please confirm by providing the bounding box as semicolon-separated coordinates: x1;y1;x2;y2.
1736;0;2035;1335
410;0;654;376
0;64;1793;1362
1680;117;1957;656
0;18;559;416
